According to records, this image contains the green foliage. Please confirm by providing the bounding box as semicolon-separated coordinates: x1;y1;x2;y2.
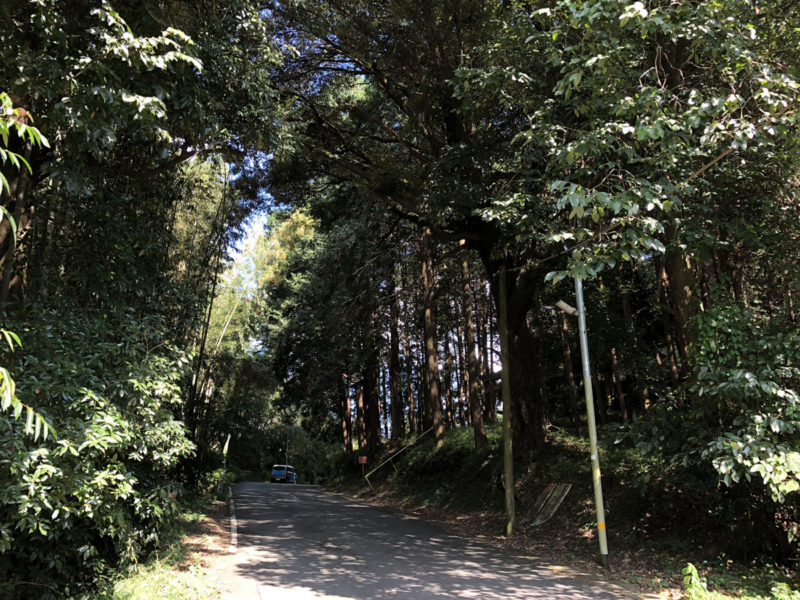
3;2;201;191
105;500;220;600
2;0;280;184
680;562;800;600
245;199;397;446
269;0;800;495
269;425;341;485
771;583;800;600
179;210;320;483
112;561;217;600
0;305;194;597
603;296;800;559
0;92;49;195
454;0;799;280
0;1;282;596
684;563;710;600
0;93;55;443
0;324;54;443
207;209;316;355
693;301;800;502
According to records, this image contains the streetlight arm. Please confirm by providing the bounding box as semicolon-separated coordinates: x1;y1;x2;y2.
556;299;577;316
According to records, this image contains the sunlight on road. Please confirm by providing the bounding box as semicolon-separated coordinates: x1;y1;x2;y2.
259;584;357;599
225;483;627;600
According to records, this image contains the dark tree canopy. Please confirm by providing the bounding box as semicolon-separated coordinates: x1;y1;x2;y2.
1;1;799;595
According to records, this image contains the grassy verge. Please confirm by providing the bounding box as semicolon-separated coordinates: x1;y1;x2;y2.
102;497;230;600
327;424;799;600
680;561;800;600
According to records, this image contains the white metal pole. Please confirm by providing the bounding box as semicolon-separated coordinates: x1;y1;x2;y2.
574;276;610;569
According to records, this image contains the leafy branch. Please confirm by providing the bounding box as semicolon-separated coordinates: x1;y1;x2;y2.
0;92;49;197
1;92;54;440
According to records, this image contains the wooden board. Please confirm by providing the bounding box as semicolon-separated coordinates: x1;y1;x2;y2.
531;483;572;526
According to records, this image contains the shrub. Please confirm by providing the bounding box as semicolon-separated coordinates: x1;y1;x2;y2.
604;300;800;562
0;304;194;598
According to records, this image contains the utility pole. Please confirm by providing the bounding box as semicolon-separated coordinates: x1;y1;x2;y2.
574;277;610;569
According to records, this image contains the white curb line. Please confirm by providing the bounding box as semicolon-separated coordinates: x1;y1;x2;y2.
228;485;237;554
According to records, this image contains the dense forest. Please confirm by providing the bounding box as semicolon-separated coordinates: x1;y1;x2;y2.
1;1;799;597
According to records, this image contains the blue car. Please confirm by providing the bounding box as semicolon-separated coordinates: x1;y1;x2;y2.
270;464;297;484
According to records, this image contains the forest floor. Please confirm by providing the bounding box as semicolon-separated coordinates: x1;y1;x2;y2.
178;499;231;570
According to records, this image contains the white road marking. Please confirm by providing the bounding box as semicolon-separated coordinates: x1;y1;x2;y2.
228;485;238;554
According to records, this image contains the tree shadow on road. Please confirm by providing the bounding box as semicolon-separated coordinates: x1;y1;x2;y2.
229;483;628;600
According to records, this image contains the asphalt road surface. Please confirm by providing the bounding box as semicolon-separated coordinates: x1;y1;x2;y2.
219;482;630;600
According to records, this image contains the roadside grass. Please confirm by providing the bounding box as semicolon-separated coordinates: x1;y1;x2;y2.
327;423;799;600
100;498;228;600
681;562;800;600
112;559;218;600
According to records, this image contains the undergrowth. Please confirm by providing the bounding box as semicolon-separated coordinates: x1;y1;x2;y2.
100;499;221;600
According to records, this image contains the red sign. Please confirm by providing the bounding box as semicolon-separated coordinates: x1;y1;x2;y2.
358;456;368;465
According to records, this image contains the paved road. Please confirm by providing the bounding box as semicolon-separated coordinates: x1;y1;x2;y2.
219;482;630;600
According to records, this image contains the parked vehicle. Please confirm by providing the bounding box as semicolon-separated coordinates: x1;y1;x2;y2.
270;464;297;483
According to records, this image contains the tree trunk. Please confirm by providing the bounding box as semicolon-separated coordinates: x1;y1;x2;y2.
591;356;607;426
611;347;628;422
417;331;429;428
364;337;382;456
655;255;683;389
356;381;366;450
664;223;699;363
421;227;444;446
185;251;223;434
403;314;417;434
460;242;488;448
456;319;469;427
560;315;580;426
499;263;515;536
389;285;405;439
622;290;650;412
478;280;496;423
340;374;353;453
487;285;495;375
443;333;457;429
36;206;61;302
602;370;614;421
381;361;390;440
530;290;551;430
495;265;546;454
